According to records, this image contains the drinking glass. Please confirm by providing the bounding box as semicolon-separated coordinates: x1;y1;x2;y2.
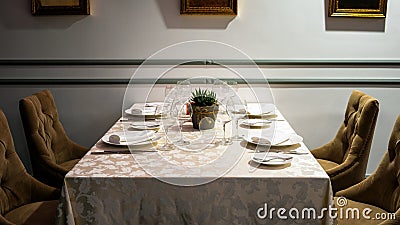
171;80;192;146
171;100;191;146
227;98;247;141
155;105;176;151
217;104;233;145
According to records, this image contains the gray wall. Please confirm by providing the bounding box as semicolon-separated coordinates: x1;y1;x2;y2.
1;0;400;175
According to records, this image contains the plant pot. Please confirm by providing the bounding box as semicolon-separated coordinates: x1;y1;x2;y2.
191;104;219;130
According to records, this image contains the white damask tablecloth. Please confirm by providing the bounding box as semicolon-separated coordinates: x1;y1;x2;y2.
55;109;333;225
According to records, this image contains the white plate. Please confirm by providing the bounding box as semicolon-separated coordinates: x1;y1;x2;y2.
252;152;293;166
101;130;159;146
125;102;166;116
130;121;160;130
246;103;275;116
245;133;303;147
241;119;271;127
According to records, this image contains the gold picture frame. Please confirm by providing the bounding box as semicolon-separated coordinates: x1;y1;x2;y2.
329;0;387;18
32;0;90;15
181;0;237;15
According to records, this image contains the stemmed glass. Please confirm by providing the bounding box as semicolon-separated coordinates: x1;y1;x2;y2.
171;80;192;146
217;104;233;145
156;84;177;151
222;80;246;141
156;113;176;151
171;99;192;146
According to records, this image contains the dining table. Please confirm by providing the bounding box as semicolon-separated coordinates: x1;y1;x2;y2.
55;103;333;225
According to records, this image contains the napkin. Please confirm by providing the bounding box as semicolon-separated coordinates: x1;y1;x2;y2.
108;131;154;144
129;105;157;114
250;135;289;146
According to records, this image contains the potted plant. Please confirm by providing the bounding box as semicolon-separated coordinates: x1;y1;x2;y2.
190;88;219;130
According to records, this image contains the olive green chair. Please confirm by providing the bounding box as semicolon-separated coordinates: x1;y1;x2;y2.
19;89;89;188
334;115;400;225
0;110;60;225
311;90;379;193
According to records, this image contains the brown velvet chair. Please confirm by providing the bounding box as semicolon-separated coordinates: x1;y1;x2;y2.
334;115;400;225
0;110;60;225
311;90;379;193
19;89;89;188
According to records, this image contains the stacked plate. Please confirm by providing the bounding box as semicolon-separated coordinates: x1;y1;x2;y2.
102;130;160;146
124;102;166;116
246;103;275;118
130;121;160;130
244;133;303;147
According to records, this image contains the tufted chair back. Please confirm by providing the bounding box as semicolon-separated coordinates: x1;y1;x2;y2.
0;110;57;216
0;110;31;215
20;90;74;165
0;109;60;224
336;115;400;220
311;90;379;193
20;89;88;188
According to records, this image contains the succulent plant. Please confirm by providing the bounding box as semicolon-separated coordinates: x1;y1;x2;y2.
190;88;218;107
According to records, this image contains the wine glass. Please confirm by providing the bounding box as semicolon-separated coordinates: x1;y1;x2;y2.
217;103;233;145
212;79;228;101
171;99;191;146
171;80;192;145
155;103;177;151
227;98;247;141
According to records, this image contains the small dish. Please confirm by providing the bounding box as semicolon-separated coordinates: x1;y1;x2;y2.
252;152;293;166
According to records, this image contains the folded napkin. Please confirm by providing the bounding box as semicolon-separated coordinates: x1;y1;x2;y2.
108;131;154;144
250;135;289;146
130;105;157;114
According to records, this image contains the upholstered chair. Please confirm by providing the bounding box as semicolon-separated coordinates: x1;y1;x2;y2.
0;110;60;225
19;89;89;188
311;90;379;193
334;115;400;225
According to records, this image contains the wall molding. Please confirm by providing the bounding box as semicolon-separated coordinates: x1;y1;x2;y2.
1;78;400;85
1;59;400;66
1;59;400;85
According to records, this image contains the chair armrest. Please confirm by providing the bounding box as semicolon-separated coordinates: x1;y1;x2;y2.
325;154;358;177
0;215;16;225
68;140;89;159
27;174;61;202
38;155;70;175
311;138;343;164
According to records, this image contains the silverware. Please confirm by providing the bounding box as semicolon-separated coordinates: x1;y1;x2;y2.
91;149;157;155
253;156;293;162
272;138;290;145
277;150;309;155
245;121;271;126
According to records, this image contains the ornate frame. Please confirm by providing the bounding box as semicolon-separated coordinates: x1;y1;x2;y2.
32;0;90;15
329;0;387;18
181;0;237;15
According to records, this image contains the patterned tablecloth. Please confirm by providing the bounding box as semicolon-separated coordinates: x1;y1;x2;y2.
56;108;333;225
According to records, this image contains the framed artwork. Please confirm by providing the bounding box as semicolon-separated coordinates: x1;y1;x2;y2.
329;0;387;17
32;0;90;15
181;0;237;15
